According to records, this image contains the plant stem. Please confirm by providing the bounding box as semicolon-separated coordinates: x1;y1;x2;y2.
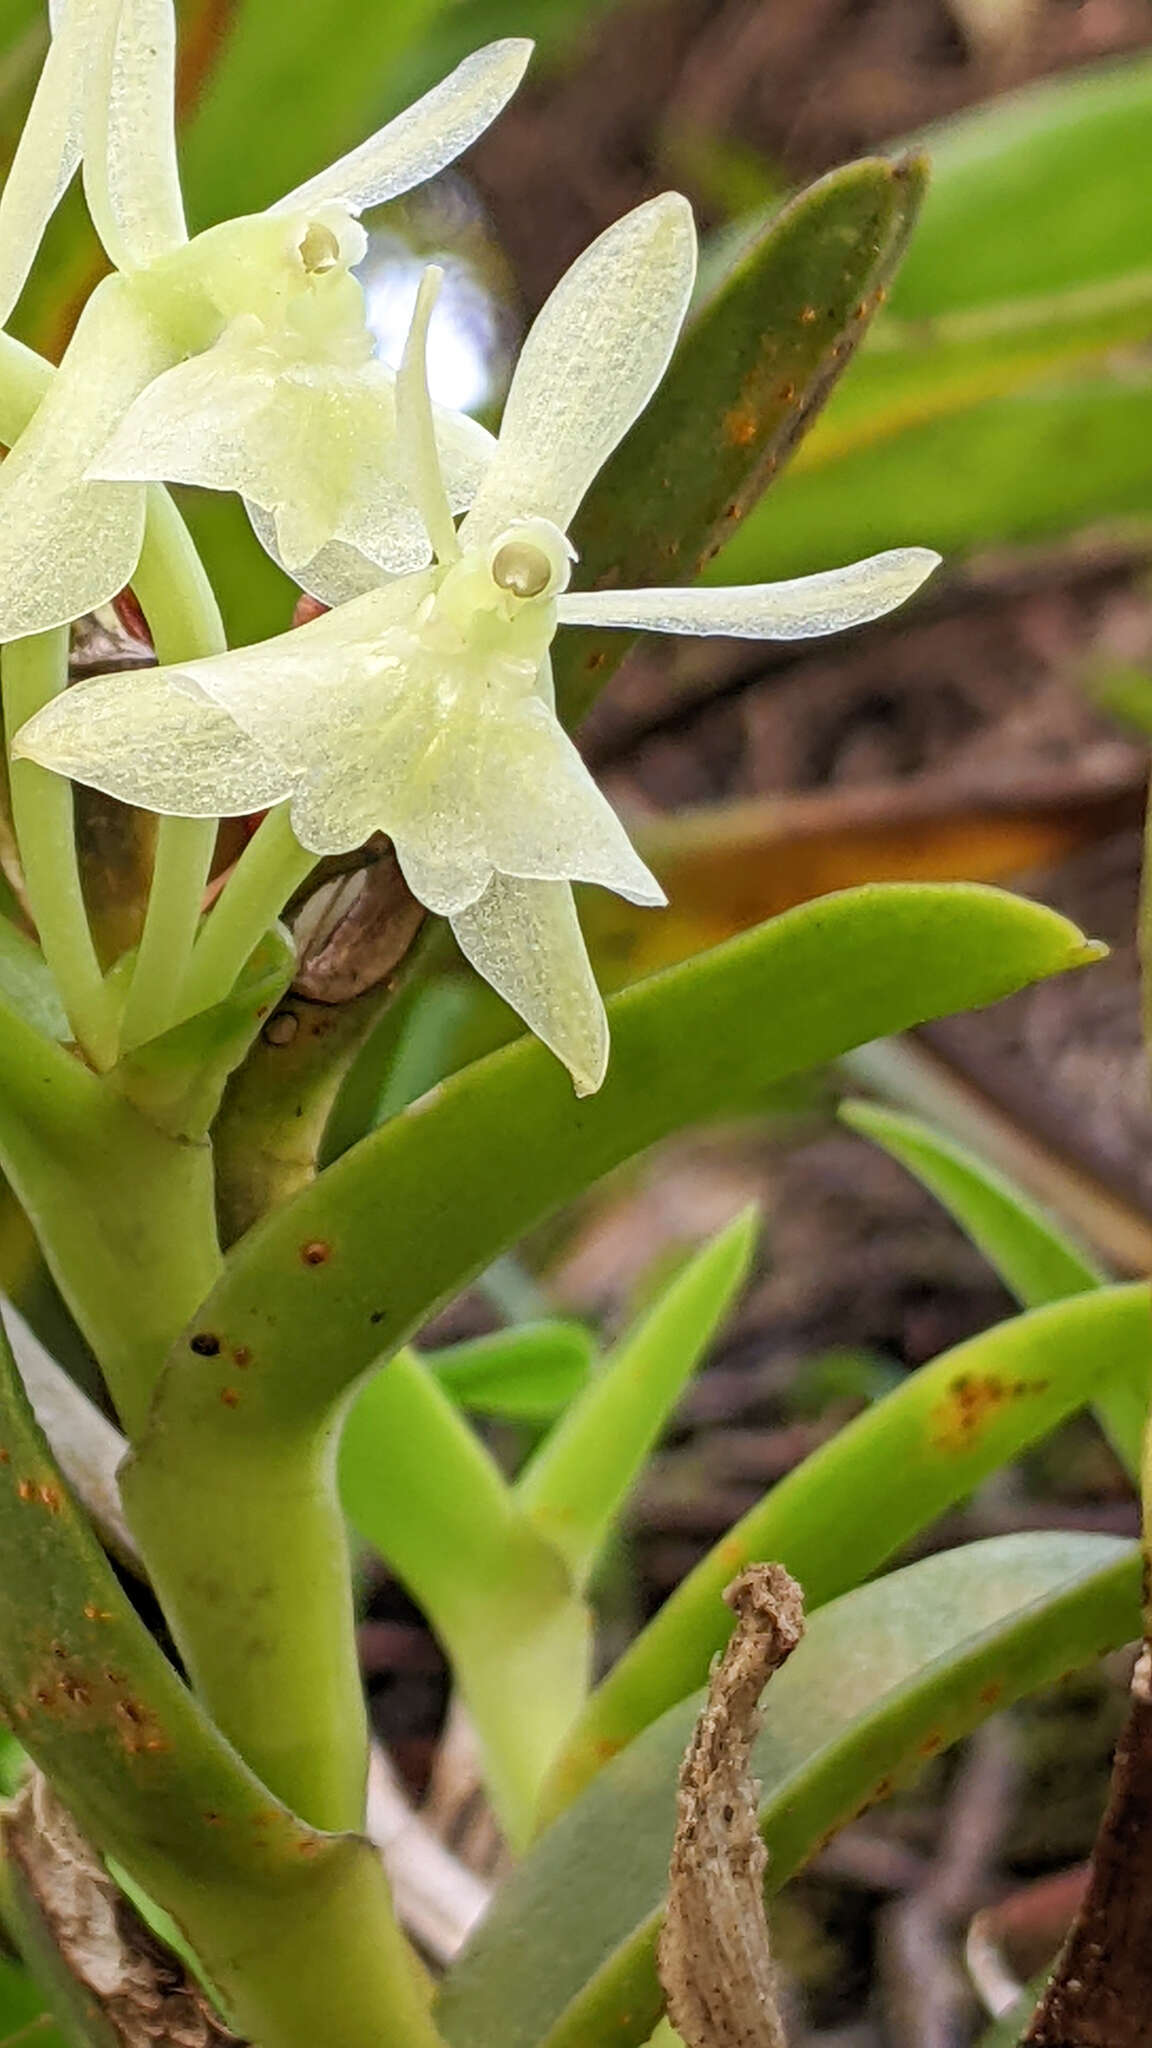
118;491;223;1052
3;630;120;1070
178;804;316;1023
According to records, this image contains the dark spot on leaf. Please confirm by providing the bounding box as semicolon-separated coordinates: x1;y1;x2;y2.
190;1332;221;1357
369;1310;385;1325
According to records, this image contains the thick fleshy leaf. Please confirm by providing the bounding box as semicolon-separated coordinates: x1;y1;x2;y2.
82;0;185;271
460;194;698;549
272;38;533;218
709;58;1152;585
516;1210;757;1590
14;665;294;816
427;1320;596;1423
437;1534;1138;2048
452;876;609;1097
121;883;1102;1812
555;547;939;639
0;912;68;1041
545;1281;1149;1817
341;1347;590;1848
0;1294;428;2048
0;273;170;640
836;1100;1146;1474
551;155;926;722
839;1100;1103;1306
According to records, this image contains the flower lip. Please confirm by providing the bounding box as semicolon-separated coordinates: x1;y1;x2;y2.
488;517;575;602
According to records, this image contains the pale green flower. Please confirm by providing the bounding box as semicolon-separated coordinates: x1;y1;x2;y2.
0;4;527;638
17;195;940;1094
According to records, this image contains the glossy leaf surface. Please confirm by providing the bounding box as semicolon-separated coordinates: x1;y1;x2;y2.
547;1282;1149;1815
123;884;1100;1824
516;1210;757;1588
438;1534;1138;2048
553;155;927;722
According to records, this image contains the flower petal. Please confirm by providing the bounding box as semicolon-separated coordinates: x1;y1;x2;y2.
13;666;293;815
0;272;172;640
271;39;532;219
97;335;494;580
0;22;82;327
555;548;942;639
470;695;664;905
459;193;697;549
180;574;436;755
284;638;665;907
242;510;397;609
83;0;186;272
451;874;609;1097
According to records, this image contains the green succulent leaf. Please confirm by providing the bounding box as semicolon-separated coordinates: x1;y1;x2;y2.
341;1348;589;1848
122;883;1101;1824
0;912;67;1042
425;1320;597;1423
836;1102;1152;1480
545;1281;1149;1818
714;53;1152;580
0;1308;431;2048
838;1099;1103;1307
516;1210;758;1589
436;1533;1138;2048
553;153;928;723
0;994;220;1439
113;927;294;1143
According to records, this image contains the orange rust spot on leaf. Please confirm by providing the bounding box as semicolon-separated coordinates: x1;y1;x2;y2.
979;1680;1004;1707
722;404;759;448
17;1479;35;1502
301;1240;331;1266
931;1371;1051;1452
220;1387;240;1408
919;1731;944;1757
0;1448;11;1464
872;1776;894;1801
232;1345;253;1368
799;306;818;324
83;1604;113;1622
38;1485;61;1514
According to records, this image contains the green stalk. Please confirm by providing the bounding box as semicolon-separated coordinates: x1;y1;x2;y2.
178;803;316;1023
118;492;223;1052
3;629;120;1069
0;1300;444;2048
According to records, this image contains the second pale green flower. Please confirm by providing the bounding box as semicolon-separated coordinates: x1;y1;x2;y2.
17;195;940;1093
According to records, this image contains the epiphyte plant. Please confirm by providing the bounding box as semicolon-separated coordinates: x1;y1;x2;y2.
0;2;1129;2046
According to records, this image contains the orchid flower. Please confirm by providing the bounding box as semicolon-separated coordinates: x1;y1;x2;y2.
16;194;940;1094
0;1;528;639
